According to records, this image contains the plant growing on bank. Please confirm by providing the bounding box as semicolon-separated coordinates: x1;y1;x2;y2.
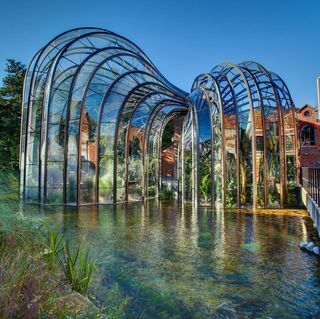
43;228;96;296
44;228;64;270
63;240;95;296
0;201;99;318
0;171;130;318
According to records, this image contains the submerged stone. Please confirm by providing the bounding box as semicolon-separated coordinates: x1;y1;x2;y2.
312;246;320;255
306;242;315;252
299;242;308;249
56;292;98;315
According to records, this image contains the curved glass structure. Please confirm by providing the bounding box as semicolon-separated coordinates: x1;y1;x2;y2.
20;28;298;208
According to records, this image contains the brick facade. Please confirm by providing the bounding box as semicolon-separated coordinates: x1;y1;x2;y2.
297;104;320;168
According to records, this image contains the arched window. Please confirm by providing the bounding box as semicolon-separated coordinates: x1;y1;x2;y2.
301;125;315;146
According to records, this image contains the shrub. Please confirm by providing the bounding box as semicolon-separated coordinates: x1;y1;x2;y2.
148;185;156;197
62;241;95;296
43;228;64;270
0;199;98;317
158;189;175;200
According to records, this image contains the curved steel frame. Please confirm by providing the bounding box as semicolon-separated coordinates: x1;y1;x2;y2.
20;28;298;208
186;61;298;208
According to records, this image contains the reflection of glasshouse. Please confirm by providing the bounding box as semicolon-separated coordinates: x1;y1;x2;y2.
20;28;298;209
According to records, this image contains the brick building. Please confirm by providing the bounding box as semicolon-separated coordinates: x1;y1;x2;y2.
297;104;320;167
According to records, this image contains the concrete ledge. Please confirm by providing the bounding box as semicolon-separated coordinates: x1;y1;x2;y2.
301;186;320;237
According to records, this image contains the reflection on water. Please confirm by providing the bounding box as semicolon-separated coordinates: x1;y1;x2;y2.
28;200;320;318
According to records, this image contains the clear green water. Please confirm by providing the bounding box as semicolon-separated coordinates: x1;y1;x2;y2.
27;200;320;318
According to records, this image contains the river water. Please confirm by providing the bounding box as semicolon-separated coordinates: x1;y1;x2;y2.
29;200;320;318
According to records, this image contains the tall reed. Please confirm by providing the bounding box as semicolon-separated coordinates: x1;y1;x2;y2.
62;240;95;295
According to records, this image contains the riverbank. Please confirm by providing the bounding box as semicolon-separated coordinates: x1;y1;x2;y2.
0;204;101;318
0;171;124;318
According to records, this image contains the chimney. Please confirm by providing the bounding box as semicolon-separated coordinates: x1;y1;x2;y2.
317;76;320;119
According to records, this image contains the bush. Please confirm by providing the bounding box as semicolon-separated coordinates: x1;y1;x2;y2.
0;201;98;318
158;189;175;200
148;185;156;197
135;184;142;196
0;171;131;318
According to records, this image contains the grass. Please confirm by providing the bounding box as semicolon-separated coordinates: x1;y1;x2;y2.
44;228;96;296
0;171;132;318
0;203;69;318
0;172;99;318
63;240;95;296
44;228;64;270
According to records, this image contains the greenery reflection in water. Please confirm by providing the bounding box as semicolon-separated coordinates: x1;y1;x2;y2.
28;201;320;318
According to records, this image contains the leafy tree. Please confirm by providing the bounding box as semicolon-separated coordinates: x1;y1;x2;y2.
162;119;174;149
0;59;26;170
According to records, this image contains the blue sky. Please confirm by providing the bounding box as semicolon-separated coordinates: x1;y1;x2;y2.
0;0;319;107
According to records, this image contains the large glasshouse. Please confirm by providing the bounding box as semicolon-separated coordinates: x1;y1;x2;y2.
20;27;298;208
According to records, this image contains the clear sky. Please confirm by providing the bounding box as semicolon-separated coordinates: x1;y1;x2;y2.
0;0;319;107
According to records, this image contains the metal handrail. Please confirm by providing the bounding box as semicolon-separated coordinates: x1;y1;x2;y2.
301;167;320;206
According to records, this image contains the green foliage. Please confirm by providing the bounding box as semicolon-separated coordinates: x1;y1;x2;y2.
225;153;237;208
200;174;211;204
0;59;26;170
268;185;280;207
135;183;142;196
148;185;156;197
44;228;64;270
199;154;211;204
0;169;19;201
0;203;76;317
162;119;174;149
148;157;156;176
158;189;175;200
225;179;237;208
287;181;297;206
256;181;265;208
129;137;141;158
0;195;99;317
62;241;95;296
128;158;142;182
184;150;193;200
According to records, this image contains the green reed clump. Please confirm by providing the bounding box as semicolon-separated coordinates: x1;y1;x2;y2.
42;228;96;296
0;203;69;318
43;228;64;269
0;199;99;318
0;171;131;318
62;240;95;295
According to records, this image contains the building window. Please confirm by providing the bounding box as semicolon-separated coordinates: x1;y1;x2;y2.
301;125;315;146
304;110;311;117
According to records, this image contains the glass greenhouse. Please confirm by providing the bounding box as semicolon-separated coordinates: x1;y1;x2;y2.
20;27;298;208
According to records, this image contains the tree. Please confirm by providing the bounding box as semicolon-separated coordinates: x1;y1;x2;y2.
161;119;174;149
0;59;26;170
